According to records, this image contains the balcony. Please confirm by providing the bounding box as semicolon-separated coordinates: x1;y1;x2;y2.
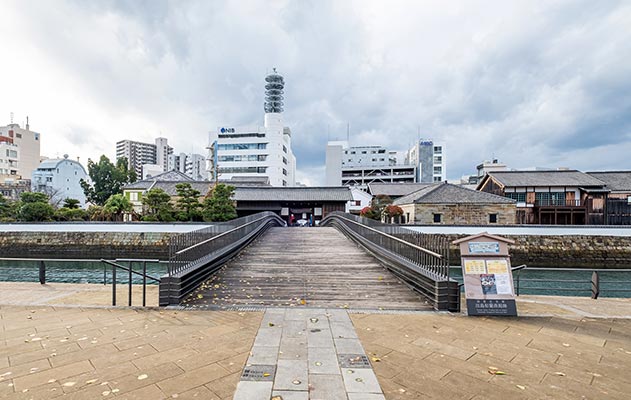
534;199;583;207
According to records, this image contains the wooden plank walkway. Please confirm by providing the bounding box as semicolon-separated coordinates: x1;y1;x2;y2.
182;227;431;310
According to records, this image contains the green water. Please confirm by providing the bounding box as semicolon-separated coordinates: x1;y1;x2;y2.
0;261;629;298
449;267;631;298
0;260;166;285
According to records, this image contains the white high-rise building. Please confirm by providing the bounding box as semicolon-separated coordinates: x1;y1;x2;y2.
168;152;207;181
325;141;415;188
208;69;296;186
155;137;172;172
116;139;157;178
0;118;41;181
406;139;446;183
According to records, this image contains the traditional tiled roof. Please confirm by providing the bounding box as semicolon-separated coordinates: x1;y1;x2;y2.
482;170;605;188
394;183;516;205
367;183;432;197
233;187;352;202
586;171;631;193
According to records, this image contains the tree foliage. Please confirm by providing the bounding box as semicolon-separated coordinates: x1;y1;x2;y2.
17;192;55;221
202;184;237;222
104;194;133;221
62;198;81;209
80;155;136;206
141;188;175;221
175;183;201;221
0;194;11;219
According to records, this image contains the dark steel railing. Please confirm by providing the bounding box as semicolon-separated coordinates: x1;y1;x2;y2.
512;268;631;299
167;211;283;276
101;259;161;307
321;212;458;311
161;211;284;305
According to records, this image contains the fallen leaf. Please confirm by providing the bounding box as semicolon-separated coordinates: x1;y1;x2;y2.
268;322;275;327
371;357;381;362
86;379;98;384
137;374;148;380
62;382;76;387
554;372;566;376
562;343;570;347
516;385;526;390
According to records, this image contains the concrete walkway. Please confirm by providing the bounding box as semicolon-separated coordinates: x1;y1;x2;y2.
234;308;384;400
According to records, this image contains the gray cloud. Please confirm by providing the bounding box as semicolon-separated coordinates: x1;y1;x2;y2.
1;0;630;183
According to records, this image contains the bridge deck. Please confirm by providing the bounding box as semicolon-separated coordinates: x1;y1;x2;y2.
182;226;431;310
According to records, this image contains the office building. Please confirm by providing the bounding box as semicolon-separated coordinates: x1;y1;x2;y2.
31;154;88;207
0;118;42;181
208;69;296;187
325;141;416;189
406;139;446;183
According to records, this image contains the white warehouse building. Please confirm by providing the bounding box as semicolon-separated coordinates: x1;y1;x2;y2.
209;69;296;187
31;155;88;208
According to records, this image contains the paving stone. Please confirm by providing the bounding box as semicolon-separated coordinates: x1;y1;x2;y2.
309;373;347;400
308;346;341;375
331;321;359;339
273;359;308;391
308;327;335;348
341;368;382;394
253;327;283;347
247;346;279;365
282;320;307;338
335;338;366;355
233;381;273;400
348;394;387;400
272;390;310;399
279;337;308;360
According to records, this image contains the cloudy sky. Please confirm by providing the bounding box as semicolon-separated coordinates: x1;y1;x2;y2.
1;0;630;185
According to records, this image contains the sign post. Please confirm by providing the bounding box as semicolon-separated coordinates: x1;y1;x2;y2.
453;233;518;316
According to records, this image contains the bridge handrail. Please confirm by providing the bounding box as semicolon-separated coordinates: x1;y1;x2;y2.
328;214;443;259
321;211;458;311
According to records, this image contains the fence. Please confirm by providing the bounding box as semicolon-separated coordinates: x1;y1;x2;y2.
160;211;284;305
321;212;459;311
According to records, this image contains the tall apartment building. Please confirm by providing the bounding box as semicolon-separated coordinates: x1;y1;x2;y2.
325;141;416;188
406;139;446;183
168;152;208;181
208;69;296;187
0;118;41;182
155;137;172;172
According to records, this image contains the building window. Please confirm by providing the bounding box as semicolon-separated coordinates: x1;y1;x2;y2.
489;213;498;223
355;200;361;206
434;156;442;163
283;157;288;164
351;151;356;154
433;213;441;223
283;145;287;153
217;143;267;151
433;177;442;182
282;168;287;176
16;133;22;138
433;166;442;174
506;192;526;203
628;196;631;204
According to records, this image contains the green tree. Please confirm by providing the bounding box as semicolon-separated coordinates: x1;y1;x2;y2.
104;194;133;221
86;205;108;221
54;208;87;221
141;188;175;221
62;198;81;209
0;194;15;221
17;192;55;221
175;183;201;221
80;156;136;206
202;184;237;222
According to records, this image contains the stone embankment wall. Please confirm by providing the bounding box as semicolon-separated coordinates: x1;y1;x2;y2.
438;233;631;268
0;232;174;260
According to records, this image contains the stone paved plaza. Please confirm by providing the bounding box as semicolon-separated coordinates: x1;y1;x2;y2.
1;283;631;399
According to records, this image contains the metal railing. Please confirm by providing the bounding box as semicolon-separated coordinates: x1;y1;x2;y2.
160;211;284;305
513;268;631;298
534;199;583;207
321;212;459;311
0;257;165;307
100;259;161;307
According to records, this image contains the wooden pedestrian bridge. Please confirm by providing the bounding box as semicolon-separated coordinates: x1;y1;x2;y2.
154;212;460;312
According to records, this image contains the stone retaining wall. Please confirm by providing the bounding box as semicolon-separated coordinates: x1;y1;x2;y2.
1;230;630;267
0;231;174;260
439;233;631;268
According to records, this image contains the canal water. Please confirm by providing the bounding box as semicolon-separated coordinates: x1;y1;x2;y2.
0;261;629;298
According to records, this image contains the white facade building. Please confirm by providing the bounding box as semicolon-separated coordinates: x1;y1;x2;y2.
209;70;296;187
116;139;157;178
31;155;88;207
142;164;164;180
155;137;172;172
0;119;41;181
325;141;415;189
345;187;373;214
406;139;446;183
0;142;20;181
168;152;208;181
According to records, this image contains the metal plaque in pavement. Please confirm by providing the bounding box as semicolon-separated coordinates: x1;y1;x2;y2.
338;354;371;368
240;365;276;381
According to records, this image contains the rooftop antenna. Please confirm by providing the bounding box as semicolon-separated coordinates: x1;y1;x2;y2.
10;112;14;124
26;116;30;130
346;122;350;142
